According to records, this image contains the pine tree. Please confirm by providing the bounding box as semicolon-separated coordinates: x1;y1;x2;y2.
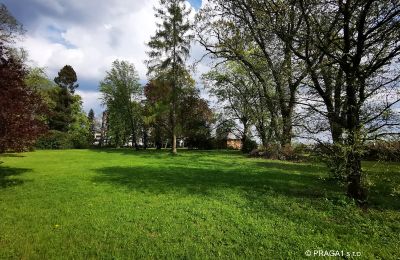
87;108;95;143
49;65;79;132
146;0;194;154
54;65;79;94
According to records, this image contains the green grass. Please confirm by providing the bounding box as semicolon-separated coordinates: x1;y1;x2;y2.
0;149;399;259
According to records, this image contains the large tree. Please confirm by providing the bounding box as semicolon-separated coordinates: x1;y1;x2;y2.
296;0;400;202
144;79;171;149
0;5;47;153
203;63;256;151
146;0;194;154
196;0;306;147
54;65;79;94
99;60;143;149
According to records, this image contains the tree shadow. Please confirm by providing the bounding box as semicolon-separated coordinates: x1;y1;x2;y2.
364;163;400;210
255;161;327;175
0;166;31;188
89;148;242;160
0;153;25;158
93;162;336;201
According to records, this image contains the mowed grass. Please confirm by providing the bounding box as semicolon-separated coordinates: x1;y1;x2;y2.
0;149;399;259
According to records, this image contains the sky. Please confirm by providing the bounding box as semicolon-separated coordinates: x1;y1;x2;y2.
2;0;206;115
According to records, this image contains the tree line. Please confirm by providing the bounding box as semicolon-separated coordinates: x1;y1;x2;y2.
1;1;400;203
196;0;400;202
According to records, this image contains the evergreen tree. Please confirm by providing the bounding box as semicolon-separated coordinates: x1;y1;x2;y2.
48;65;79;132
146;0;194;154
54;65;79;94
87;108;95;144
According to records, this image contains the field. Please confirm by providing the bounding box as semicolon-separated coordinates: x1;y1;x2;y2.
0;149;399;259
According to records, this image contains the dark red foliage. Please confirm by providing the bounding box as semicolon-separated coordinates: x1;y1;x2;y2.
0;48;48;152
144;80;172;104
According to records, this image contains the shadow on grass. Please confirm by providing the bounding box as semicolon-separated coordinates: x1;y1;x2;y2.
364;163;400;210
89;148;241;158
0;166;31;188
93;163;335;201
0;153;25;158
255;161;327;175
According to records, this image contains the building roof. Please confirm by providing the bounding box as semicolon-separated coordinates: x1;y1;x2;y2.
227;133;239;140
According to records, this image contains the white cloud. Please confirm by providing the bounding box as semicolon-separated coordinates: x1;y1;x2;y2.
22;0;158;82
75;90;103;115
15;0;211;113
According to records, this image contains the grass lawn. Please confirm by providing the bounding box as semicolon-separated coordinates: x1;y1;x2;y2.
0;149;399;259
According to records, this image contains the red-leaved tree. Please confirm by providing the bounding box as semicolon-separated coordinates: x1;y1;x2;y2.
0;46;48;153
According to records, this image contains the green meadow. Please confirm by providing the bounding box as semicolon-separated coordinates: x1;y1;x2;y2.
1;149;399;259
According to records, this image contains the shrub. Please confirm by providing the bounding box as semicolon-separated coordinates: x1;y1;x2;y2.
363;141;400;162
69;132;90;149
279;144;300;161
248;143;305;161
242;138;258;153
35;130;72;149
35;130;90;149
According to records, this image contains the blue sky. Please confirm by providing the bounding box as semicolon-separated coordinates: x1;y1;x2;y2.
3;0;205;115
188;0;202;10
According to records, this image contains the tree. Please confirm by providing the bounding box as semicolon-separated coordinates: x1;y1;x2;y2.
25;67;55;91
203;63;256;151
179;89;214;149
144;79;171;149
47;86;75;132
0;3;24;47
99;60;143;149
296;0;400;202
146;0;194;154
47;65;80;132
54;65;79;94
196;0;306;147
0;6;47;152
87;109;95;144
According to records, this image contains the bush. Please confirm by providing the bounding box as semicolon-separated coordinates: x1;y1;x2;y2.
186;136;214;150
35;130;73;149
248;143;305;161
69;132;90;149
36;130;90;149
242;138;258;153
363;141;400;162
280;144;300;161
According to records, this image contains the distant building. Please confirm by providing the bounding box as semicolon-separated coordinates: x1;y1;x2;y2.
226;133;242;150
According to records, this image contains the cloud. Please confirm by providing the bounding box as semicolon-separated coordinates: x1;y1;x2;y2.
5;0;208;112
75;90;103;115
10;0;159;83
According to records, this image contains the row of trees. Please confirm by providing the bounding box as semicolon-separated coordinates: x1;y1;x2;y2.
98;59;214;150
196;0;400;202
0;4;93;152
99;0;215;152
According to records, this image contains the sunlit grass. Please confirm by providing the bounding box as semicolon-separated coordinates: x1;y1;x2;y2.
0;149;399;259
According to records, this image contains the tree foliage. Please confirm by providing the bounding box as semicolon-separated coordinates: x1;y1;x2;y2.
99;60;143;148
146;0;194;154
0;36;47;152
54;65;79;94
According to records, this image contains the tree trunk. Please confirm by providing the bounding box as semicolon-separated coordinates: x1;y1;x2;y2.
281;112;292;147
256;122;268;147
330;118;343;144
131;129;138;150
155;125;162;150
172;134;177;154
241;119;249;152
346;148;365;202
143;129;148;149
170;106;177;154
